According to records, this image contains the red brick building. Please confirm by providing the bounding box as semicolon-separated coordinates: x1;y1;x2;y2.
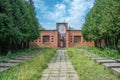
30;23;94;48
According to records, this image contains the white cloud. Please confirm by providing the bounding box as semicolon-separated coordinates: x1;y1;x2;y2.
33;0;94;30
63;0;72;3
33;0;47;13
65;0;94;29
55;4;66;10
46;3;66;21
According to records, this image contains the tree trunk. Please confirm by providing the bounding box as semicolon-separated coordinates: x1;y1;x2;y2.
26;41;29;48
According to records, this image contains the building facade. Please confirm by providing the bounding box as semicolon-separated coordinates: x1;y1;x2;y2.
30;23;94;48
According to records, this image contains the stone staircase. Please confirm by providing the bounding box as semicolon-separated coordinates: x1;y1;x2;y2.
79;49;120;74
0;50;42;72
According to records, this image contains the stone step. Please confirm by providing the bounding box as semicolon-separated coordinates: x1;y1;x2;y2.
95;59;116;64
79;49;120;74
12;57;29;60
0;63;18;67
92;57;105;60
102;63;120;68
111;68;120;73
0;67;8;72
0;50;41;72
7;59;24;63
21;55;33;58
1;59;24;63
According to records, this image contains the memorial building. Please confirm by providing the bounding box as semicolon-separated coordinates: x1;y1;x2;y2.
30;23;94;48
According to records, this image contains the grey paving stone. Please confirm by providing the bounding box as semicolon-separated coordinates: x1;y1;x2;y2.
49;77;58;80
103;63;120;68
95;59;116;63
51;69;59;71
40;49;79;80
0;63;18;67
50;73;58;77
59;72;68;77
14;57;29;60
79;49;120;74
60;72;67;75
1;59;23;63
0;50;41;72
40;77;48;80
111;68;120;73
69;77;79;80
59;77;69;80
67;71;77;74
42;74;50;77
92;57;105;60
51;71;59;74
0;67;8;72
7;59;24;63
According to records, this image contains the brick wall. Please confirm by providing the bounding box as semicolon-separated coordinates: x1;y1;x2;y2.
29;23;94;48
30;30;94;48
29;30;58;48
66;30;94;47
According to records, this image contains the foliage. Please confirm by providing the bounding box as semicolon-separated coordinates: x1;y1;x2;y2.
38;25;46;30
67;47;120;80
68;26;74;30
0;47;56;80
0;0;41;54
82;0;120;49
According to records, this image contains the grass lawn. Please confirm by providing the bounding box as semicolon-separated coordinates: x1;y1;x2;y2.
0;47;56;80
67;47;120;80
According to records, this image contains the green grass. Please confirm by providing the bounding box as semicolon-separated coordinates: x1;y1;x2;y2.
0;47;56;80
0;47;43;61
67;47;120;80
82;47;120;59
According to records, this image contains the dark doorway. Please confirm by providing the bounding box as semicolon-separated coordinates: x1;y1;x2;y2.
58;33;66;48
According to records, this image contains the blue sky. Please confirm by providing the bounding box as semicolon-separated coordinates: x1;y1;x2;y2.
32;0;95;30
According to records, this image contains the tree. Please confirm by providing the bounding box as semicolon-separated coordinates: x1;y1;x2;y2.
82;0;120;49
0;0;40;54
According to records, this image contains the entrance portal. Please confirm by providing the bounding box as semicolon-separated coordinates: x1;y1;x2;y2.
58;35;66;47
58;23;66;47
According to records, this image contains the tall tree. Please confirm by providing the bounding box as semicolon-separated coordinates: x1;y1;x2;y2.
82;0;120;49
0;0;40;54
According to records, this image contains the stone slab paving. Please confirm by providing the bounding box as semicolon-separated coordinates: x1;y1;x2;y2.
79;49;120;74
40;49;79;80
111;68;120;73
12;57;30;60
102;63;120;68
95;59;116;63
0;50;42;72
7;59;24;63
0;63;18;67
0;67;8;72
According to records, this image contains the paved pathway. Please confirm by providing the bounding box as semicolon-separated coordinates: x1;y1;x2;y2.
40;49;79;80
